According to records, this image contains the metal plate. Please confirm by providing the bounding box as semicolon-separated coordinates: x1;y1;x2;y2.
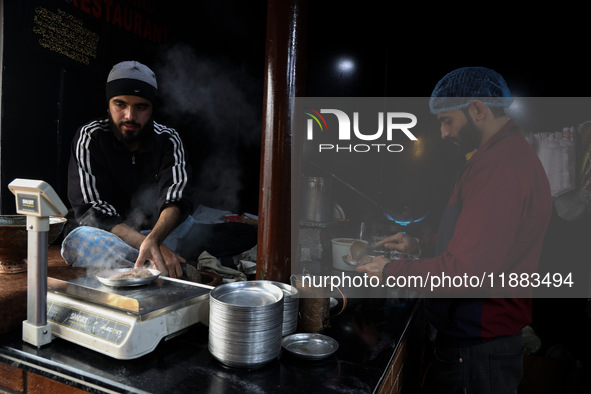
96;268;160;287
210;281;284;307
282;333;339;360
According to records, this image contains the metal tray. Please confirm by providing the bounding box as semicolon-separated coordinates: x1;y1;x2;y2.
96;268;161;287
281;333;339;360
210;281;284;308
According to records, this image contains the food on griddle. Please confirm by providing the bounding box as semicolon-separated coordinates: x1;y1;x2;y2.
109;268;153;280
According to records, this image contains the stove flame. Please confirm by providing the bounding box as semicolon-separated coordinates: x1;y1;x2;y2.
383;211;428;226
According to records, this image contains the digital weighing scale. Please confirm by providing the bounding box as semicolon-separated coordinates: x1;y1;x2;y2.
47;275;211;360
8;178;68;347
8;178;212;360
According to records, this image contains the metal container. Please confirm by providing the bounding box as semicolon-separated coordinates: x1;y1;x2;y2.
208;281;284;368
0;215;67;274
331;238;362;271
301;176;332;222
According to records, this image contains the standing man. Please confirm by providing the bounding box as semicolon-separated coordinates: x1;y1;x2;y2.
61;60;256;278
357;67;552;393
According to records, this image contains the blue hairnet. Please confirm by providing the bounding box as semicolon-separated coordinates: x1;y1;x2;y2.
429;67;513;114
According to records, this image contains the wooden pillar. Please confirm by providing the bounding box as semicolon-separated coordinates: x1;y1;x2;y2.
256;0;306;282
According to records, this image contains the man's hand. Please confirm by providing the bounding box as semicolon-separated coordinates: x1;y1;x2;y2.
375;232;420;255
355;256;390;282
112;205;184;278
134;236;184;278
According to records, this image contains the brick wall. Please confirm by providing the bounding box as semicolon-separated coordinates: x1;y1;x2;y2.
0;360;89;394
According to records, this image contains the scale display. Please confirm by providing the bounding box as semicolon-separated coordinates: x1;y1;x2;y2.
48;300;131;345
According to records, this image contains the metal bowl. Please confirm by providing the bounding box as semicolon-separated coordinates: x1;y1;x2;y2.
282;333;339;360
0;215;67;274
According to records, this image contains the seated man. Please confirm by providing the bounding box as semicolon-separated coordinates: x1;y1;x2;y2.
61;60;257;278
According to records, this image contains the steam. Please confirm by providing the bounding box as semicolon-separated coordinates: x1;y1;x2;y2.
154;43;261;212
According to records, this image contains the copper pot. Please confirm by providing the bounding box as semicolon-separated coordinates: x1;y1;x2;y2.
0;215;67;274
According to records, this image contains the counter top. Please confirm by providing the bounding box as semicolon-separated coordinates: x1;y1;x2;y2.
0;246;87;334
0;296;419;393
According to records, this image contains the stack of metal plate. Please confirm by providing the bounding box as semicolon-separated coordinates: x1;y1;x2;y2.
209;281;284;368
253;280;298;336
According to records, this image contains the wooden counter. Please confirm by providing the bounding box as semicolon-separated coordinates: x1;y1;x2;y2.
0;297;424;393
0;247;426;393
0;246;87;334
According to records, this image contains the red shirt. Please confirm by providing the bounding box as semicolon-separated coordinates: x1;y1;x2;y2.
384;120;552;344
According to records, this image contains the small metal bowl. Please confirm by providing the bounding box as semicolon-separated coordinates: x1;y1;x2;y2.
282;333;339;360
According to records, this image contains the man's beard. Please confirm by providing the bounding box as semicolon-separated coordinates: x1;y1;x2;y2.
109;115;151;145
446;112;482;157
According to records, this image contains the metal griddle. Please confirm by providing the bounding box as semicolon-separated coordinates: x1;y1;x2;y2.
46;275;211;360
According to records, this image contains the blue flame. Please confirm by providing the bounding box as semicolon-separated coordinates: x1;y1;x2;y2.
384;212;428;226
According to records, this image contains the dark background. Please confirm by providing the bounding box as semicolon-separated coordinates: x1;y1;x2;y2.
1;0;590;389
0;0;268;216
2;1;590;265
2;1;591;218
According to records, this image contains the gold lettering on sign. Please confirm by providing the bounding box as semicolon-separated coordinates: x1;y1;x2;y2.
32;7;99;66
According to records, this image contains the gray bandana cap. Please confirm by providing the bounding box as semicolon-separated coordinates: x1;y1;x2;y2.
105;61;158;103
429;67;513;114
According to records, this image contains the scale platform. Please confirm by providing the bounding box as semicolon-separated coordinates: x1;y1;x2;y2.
46;275;211;360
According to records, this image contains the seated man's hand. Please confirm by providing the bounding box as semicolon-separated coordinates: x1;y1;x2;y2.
135;236;184;278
